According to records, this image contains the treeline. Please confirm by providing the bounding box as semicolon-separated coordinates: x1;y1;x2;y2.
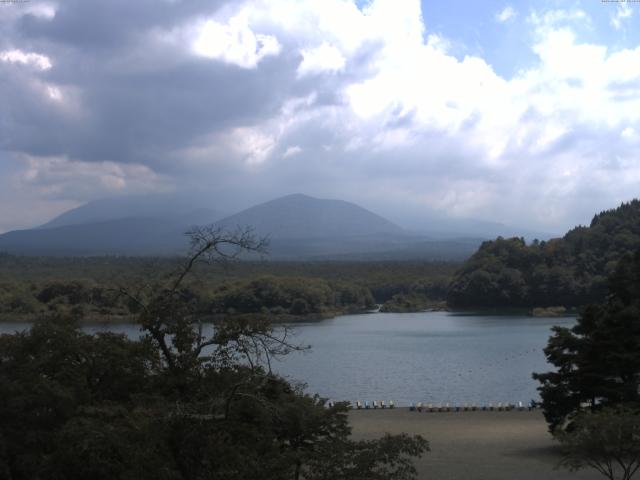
0;277;374;322
0;280;131;320
0;257;458;321
448;200;640;308
209;276;375;318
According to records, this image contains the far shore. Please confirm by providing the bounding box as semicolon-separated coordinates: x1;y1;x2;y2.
0;307;580;325
349;409;600;480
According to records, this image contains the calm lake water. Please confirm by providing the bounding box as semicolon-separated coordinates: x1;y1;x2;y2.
0;311;574;406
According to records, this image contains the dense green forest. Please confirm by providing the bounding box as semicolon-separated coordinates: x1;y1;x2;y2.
447;200;640;308
0;255;456;322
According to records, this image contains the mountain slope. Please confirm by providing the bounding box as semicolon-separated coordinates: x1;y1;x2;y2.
216;193;404;239
0;217;193;256
41;195;220;229
447;199;640;308
0;194;224;256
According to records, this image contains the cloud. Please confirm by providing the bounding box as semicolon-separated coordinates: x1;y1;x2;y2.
18;155;172;200
0;49;52;69
283;145;302;158
1;0;640;233
496;6;516;23
610;2;633;31
528;8;590;29
298;42;346;76
191;14;281;68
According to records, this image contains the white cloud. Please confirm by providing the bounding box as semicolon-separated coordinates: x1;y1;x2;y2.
27;2;56;19
610;2;633;30
191;13;281;68
283;145;302;158
496;6;516;23
19;155;171;199
528;8;590;29
297;42;346;76
46;85;62;101
0;49;52;70
225;127;276;166
621;126;639;141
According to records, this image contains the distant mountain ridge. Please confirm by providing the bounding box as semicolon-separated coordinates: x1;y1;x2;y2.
0;217;189;256
0;193;484;260
40;195;221;229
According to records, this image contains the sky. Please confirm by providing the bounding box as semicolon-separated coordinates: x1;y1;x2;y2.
1;0;640;234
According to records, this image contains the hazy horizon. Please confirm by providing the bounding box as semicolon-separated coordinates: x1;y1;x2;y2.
1;0;639;235
9;191;561;240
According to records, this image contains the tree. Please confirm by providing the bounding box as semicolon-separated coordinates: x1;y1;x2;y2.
534;249;640;478
533;249;640;432
0;225;428;480
557;407;640;480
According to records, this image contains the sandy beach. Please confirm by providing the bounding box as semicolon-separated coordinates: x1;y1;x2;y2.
349;409;601;480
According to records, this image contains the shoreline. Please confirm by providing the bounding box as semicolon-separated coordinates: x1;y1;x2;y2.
0;306;580;325
348;409;600;480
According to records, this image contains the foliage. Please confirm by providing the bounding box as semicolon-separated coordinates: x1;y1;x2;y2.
533;249;640;432
0;227;428;480
557;407;640;480
0;256;456;323
210;276;375;317
379;293;442;313
448;200;640;308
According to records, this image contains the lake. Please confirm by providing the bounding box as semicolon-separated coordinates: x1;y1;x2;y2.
0;311;574;406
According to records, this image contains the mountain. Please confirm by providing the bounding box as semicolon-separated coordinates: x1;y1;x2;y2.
0;194;224;256
300;237;484;262
447;199;640;308
0;193;483;259
409;218;555;242
216;194;403;239
212;194;425;258
388;209;557;241
0;217;190;256
40;195;220;229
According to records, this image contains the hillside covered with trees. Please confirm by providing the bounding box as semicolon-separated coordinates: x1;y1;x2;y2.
447;200;640;308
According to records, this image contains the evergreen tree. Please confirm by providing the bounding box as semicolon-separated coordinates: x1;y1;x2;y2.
533;249;640;432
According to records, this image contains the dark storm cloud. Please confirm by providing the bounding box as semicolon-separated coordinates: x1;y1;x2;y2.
2;2;303;166
16;0;228;48
1;0;383;173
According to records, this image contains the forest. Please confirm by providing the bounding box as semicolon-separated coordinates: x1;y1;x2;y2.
0;254;456;322
448;200;640;308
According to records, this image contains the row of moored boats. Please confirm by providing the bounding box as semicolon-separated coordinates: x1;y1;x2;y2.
324;400;538;411
409;401;536;412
